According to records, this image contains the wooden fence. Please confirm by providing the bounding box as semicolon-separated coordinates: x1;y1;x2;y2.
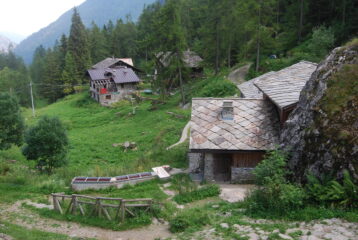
51;193;153;223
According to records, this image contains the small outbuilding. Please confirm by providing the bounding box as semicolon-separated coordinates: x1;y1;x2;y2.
189;98;280;183
155;50;204;77
189;61;318;183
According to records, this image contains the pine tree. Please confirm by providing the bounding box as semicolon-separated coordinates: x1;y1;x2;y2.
68;8;91;83
62;52;79;94
89;22;109;63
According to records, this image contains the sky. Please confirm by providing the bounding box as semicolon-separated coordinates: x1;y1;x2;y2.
0;0;86;39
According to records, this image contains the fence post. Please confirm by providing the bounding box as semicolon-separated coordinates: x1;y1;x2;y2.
120;199;125;223
71;195;78;214
52;194;57;211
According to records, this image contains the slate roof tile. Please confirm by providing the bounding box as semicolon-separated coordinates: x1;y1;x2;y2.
190;98;280;151
254;61;317;109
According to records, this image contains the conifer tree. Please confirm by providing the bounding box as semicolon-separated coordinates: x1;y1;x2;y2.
68;8;91;83
62;52;79;94
89;22;109;63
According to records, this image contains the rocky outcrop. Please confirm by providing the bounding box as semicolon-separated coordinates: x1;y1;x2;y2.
281;42;358;183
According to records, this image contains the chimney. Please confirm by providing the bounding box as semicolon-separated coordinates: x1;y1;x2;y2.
221;101;234;120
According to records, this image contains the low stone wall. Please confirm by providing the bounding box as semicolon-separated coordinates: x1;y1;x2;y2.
231;167;255;183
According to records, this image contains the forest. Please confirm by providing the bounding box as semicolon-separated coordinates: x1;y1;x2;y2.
0;0;357;105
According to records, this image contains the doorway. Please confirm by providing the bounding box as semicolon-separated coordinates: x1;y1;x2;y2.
213;153;232;182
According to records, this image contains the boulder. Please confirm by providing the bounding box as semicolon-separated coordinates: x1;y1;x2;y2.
281;42;358;182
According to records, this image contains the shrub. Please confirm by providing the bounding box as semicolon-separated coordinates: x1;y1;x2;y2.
199;79;238;97
246;149;306;215
253;149;288;186
173;184;220;204
22;116;69;174
308;26;335;59
169;208;210;232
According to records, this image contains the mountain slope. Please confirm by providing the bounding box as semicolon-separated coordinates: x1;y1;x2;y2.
14;0;156;64
0;35;16;53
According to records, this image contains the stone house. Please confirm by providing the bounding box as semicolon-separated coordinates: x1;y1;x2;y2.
155;50;204;77
189;61;317;183
87;58;141;106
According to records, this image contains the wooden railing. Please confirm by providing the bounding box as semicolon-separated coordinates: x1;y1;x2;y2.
51;194;153;223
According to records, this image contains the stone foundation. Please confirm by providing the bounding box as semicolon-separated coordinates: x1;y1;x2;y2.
204;153;215;182
188;153;204;173
231;167;255;183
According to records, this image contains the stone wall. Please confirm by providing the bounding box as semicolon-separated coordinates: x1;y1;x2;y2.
231;167;255;183
188;152;204;173
203;153;215;182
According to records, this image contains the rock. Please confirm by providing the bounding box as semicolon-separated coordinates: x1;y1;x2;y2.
163;182;171;188
233;224;240;229
278;233;292;240
123;141;131;148
281;43;358;182
0;233;13;240
181;102;191;110
212;204;220;208
323;233;348;240
220;223;229;229
247;233;259;240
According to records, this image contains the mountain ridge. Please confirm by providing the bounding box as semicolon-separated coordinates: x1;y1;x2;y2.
0;35;16;53
14;0;156;64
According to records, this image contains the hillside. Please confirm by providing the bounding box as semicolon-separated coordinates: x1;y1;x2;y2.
14;0;156;64
23;92;189;176
0;35;16;53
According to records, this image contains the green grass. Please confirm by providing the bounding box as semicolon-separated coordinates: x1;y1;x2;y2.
0;91;190;203
173;184;221;204
23;92;190;177
0;221;74;240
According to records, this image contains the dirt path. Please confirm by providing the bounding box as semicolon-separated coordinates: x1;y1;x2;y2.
0;200;171;240
219;184;255;202
167;121;190;150
227;64;251;85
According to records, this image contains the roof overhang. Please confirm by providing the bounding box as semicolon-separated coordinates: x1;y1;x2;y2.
189;149;268;154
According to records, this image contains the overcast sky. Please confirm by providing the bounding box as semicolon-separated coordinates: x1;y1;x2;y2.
0;0;86;37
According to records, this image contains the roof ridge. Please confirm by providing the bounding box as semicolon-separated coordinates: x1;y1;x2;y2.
192;97;264;101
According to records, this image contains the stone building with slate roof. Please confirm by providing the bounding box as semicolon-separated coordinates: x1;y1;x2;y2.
88;58;141;106
155;50;204;77
189;61;317;183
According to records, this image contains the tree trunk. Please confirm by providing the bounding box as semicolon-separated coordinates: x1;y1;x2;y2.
298;0;304;43
215;20;220;75
227;42;232;68
178;64;185;105
342;0;346;25
256;0;262;72
276;0;280;37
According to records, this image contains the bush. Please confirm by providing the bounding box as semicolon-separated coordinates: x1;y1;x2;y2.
253;149;287;186
308;26;335;59
22;116;69;174
246;149;306;215
169;208;210;232
173;184;220;204
199;79;238;97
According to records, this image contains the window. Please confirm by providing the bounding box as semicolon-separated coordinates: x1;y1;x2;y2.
221;101;234;120
106;95;111;100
